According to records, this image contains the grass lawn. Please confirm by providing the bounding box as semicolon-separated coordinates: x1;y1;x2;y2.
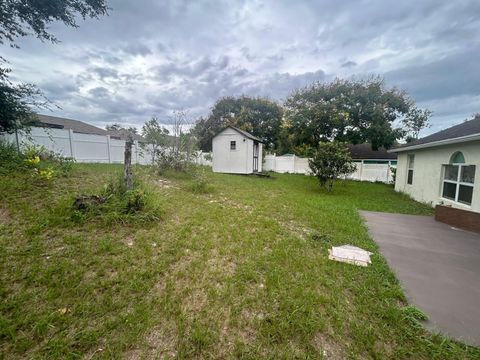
0;164;478;359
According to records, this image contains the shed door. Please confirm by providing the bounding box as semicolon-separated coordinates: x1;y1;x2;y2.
253;141;259;172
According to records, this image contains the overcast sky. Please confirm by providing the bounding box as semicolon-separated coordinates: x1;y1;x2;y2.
4;0;480;134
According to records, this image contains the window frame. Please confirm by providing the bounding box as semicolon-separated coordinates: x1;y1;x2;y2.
230;140;236;151
406;154;414;185
441;161;475;206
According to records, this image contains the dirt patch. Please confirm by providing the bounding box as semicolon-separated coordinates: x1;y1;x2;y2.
207;254;237;277
182;288;208;313
122;348;142;360
312;332;345;359
124;234;135;247
207;196;254;214
282;220;314;240
145;320;178;358
154;179;178;189
0;207;12;224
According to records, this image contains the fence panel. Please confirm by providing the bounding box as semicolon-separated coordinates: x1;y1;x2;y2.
262;154;393;183
73;133;109;163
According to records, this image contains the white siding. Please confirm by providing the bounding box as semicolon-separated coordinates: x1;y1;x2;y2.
212;128;262;174
394;141;480;213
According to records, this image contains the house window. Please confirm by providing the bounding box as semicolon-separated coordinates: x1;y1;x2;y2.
441;152;476;205
230;141;236;150
407;154;414;185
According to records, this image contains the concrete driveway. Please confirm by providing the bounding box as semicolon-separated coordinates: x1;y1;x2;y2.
361;211;480;346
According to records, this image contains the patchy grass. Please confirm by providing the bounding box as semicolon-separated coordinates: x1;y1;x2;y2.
0;164;478;359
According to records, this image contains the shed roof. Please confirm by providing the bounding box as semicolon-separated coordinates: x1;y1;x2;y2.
217;126;264;143
390;115;480;153
347;143;397;160
35;114;107;136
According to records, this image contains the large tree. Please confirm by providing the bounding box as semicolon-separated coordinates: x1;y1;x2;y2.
193;96;283;151
283;77;430;153
0;0;108;133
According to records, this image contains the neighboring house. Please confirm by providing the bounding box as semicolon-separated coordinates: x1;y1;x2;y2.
347;143;397;165
346;144;397;183
105;129;145;142
390;116;480;217
36;114;107;135
212;126;263;174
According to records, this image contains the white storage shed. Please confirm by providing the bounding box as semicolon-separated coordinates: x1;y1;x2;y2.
212;126;263;174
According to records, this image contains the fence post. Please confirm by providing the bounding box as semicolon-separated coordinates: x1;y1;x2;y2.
106;135;112;163
359;160;364;181
134;140;139;164
68;129;76;159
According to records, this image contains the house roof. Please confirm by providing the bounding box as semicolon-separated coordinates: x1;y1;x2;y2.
390;115;480;153
218;126;264;143
35;114;107;136
347;143;397;160
106;129;145;142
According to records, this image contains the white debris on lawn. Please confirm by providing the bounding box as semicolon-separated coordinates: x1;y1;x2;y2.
328;245;373;267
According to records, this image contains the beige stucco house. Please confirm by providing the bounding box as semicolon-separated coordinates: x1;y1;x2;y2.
212;126;263;174
390;116;480;213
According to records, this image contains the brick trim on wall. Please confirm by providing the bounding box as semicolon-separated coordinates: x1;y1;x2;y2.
435;205;480;234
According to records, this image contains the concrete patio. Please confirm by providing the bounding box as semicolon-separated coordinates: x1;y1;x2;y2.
361;210;480;346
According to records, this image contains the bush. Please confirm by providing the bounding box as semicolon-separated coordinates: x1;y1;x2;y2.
154;149;192;174
309;141;356;191
23;144;75;178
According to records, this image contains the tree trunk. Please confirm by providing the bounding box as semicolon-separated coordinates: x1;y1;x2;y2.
124;136;134;190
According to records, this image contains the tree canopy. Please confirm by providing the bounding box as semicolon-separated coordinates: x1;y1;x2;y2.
193;96;283;151
141;117;170;163
283;77;430;153
0;0;108;133
0;0;108;46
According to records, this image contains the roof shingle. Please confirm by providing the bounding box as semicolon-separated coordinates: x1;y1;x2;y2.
347;143;397;160
392;115;480;151
35;114;107;136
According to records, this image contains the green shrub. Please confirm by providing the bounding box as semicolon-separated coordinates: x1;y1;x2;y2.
309;141;356;191
154;149;192;175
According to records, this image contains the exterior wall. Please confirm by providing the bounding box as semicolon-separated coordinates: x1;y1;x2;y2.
212;128;251;173
394;141;480;213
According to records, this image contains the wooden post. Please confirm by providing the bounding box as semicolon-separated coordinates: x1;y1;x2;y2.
124;135;134;190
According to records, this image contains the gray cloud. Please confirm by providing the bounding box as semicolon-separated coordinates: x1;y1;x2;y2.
2;0;479;133
341;61;357;68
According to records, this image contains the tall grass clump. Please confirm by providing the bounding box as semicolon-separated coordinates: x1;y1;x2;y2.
187;166;214;194
71;174;162;226
0;141;23;173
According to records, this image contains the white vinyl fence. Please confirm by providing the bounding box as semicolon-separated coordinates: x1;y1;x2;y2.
1;127;215;167
264;154;395;183
1;127;154;164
